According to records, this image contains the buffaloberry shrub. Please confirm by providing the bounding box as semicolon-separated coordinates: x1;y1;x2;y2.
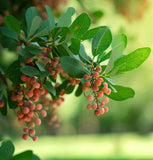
0;6;151;141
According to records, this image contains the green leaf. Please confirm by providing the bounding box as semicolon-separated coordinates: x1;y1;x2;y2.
0;140;14;160
61;56;89;78
6;60;23;84
11;150;33;160
109;47;151;76
79;27;99;40
39;71;50;78
92;26;112;56
69;13;91;38
97;50;111;63
0;95;7;116
69;38;80;55
0;26;18;41
32;155;40;160
35;62;45;72
7;90;17;109
0;141;14;159
65;84;75;94
105;34;127;73
4;15;20;35
43;81;56;96
57;7;75;27
28;16;42;38
75;84;83;97
26;7;40;35
45;5;55;31
108;85;135;101
20;66;40;77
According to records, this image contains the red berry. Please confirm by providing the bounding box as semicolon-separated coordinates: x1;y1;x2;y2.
0;100;4;108
94;80;101;86
93;72;99;79
28;111;34;117
21;75;27;81
29;128;35;135
94;110;100;116
92;103;97;109
92;85;99;92
23;127;29;133
17;112;24;119
81;85;89;91
103;82;108;87
84;81;91;87
98;78;103;82
60;89;65;96
83;74;90;80
30;77;36;83
22;134;29;140
97;91;103;98
87;95;94;101
17;94;23;101
99;108;105;115
22;107;30;114
33;88;40;95
32;135;38;141
18;101;23;106
100;101;105;107
95;66;102;73
31;95;39;102
106;88;111;95
11;95;17;101
104;107;109;113
103;97;109;103
25;57;33;64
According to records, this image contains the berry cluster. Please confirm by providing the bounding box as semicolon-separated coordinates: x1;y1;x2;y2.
81;66;111;116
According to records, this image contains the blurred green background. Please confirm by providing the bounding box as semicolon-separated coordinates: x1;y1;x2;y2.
1;0;153;159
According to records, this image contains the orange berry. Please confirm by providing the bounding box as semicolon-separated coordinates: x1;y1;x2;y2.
98;78;103;82
33;82;40;89
93;72;99;79
50;115;57;122
18;101;23;106
76;79;81;84
17;94;23;101
103;82;108;87
40;110;47;117
103;97;109;103
28;111;34;117
84;81;91;87
36;104;42;110
22;134;29;140
29;103;35;110
25;90;33;98
81;85;89;91
0;101;4;108
35;118;41;125
87;95;94;101
102;87;108;93
87;104;92;110
92;103;97;109
21;75;27;81
106;88;111;95
104;107;109;113
20;63;25;67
